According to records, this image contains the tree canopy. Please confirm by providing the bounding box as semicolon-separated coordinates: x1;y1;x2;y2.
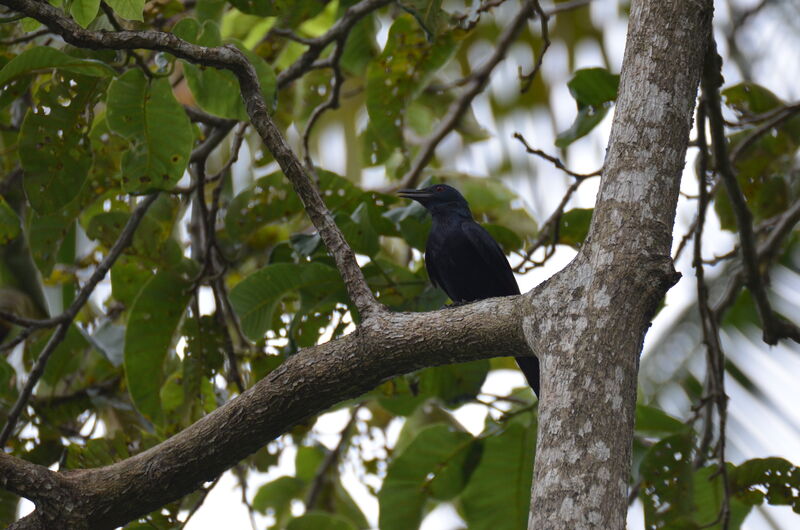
0;0;799;529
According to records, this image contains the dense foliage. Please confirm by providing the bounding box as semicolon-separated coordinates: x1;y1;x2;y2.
0;0;798;528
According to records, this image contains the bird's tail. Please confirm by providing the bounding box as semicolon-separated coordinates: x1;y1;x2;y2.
515;356;540;398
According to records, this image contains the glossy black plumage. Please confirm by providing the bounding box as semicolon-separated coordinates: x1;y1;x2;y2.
398;184;540;397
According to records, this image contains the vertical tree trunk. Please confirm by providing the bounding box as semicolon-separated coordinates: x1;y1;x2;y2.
526;1;713;528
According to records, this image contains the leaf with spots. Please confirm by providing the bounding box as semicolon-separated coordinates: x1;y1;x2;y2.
124;270;192;425
224;172;303;242
20;74;102;214
230;262;343;341
0;47;114;89
106;70;193;193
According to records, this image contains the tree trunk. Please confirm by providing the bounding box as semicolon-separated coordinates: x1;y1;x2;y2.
526;0;712;528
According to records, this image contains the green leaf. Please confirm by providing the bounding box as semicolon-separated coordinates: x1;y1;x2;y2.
567;67;619;108
124;270;192;425
173;19;276;119
556;105;609;148
635;404;687;437
230;262;342;341
225;172;303;242
296;445;327;482
418;360;489;406
366;15;456;151
731;457;800;513
70;0;101;28
0;197;20;245
111;255;152;307
0;489;18;528
692;465;751;529
287;513;356;530
398;0;448;37
557;208;593;248
228;0;278;17
252;476;305;522
106;70;193;193
105;0;145;21
638;432;694;528
20;75;102;214
556;68;618;148
722;82;783;117
378;425;474;530
0;47;114;89
65;435;130;468
460;422;536;530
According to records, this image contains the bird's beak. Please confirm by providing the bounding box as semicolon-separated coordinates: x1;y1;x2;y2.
397;189;433;200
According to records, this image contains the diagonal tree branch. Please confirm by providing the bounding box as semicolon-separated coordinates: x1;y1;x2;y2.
0;0;382;319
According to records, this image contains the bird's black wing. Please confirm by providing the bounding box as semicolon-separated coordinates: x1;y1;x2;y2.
460;221;520;297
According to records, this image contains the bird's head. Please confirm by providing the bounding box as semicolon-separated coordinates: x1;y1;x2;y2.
397;183;472;218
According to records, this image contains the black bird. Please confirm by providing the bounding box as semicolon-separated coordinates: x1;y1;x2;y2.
398;183;540;397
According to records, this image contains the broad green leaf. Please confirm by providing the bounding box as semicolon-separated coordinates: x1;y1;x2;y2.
722;82;783;117
398;0;447;37
287;512;356;530
731;457;800;512
0;197;19;244
692;465;751;529
638;432;694;528
556;105;609;148
366;15;456;150
419;360;489;406
124;270;192;425
111;255;152;307
557;208;593;248
252;476;305;522
567;67;619;108
460;422;536;530
173;19;277;119
378;424;474;530
20;75;102;214
556;68;619;148
0;489;18;528
634;404;687;437
65;435;129;468
105;0;145;21
106;70;193;193
225;172;303;242
229;262;342;341
70;0;100;28
228;0;278;16
0;47;114;88
295;445;327;482
30;325;89;387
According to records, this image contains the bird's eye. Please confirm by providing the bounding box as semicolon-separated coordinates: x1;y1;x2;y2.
435;185;444;192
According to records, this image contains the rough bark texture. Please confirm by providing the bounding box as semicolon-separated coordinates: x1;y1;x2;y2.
525;0;712;528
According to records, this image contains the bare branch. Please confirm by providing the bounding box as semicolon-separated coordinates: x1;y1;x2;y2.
513;132;602;179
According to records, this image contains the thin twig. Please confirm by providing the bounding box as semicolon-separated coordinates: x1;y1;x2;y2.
0;27;48;45
513;132;602;178
520;0;550;93
0;193;159;447
302;37;346;175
